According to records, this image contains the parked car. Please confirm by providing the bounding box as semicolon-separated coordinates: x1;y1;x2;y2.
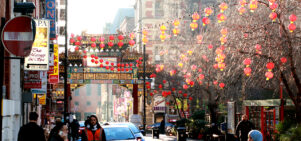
103;122;145;141
146;122;176;135
103;125;142;141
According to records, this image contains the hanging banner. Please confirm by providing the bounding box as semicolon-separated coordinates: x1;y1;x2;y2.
24;71;42;89
49;44;59;83
24;19;50;71
45;0;56;38
153;95;165;113
38;94;46;105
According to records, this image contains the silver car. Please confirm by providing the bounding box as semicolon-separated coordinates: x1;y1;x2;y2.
103;122;144;141
103;125;142;141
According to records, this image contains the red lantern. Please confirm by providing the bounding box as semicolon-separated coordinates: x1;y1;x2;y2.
220;28;228;37
269;2;278;11
71;33;75;38
218;62;226;71
183;84;188;89
118;35;124;40
288;23;296;32
108;42;114;47
110;63;114;66
183;93;188;97
217;13;226;23
244;67;252;76
189;97;193;101
178;90;182;94
91;43;96;48
266;62;275;71
77;36;82;41
150;93;153;96
219;83;225;89
172;88;176;91
238;7;246;15
163;80;167;84
197;35;202;44
99;43;105;49
166;102;170;105
192;12;200;22
213;80;218;85
204;7;213;16
199;74;205;80
265;71;274;80
75;41;81;46
239;0;247;6
105;61;109;65
75;46;79;51
255;44;262;50
189;81;194;86
269;12;277;21
99;64;103;68
129;40;135;46
105;66;110;70
121;68;125;71
213;64;218;69
99;59;103;63
91;37;96;42
159;84;163;89
289;14;297;23
219;3;228;13
172;28;180;36
243;58;252;67
91;59;95;63
249;0;258;12
95;61;99;64
173;20;180;27
198;68;202;73
99;37;105;42
91;54;95;58
110;67;114;71
70;38;75;44
280;57;287;64
95;56;98;59
109;35;114;40
83;55;87;59
202;17;210;26
190;22;198;31
117;68;121;71
118;42;124;48
208;44;213;49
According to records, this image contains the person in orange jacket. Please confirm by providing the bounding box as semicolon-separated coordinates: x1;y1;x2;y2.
81;115;106;141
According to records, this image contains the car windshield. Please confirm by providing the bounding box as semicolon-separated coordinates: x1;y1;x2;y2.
104;127;135;140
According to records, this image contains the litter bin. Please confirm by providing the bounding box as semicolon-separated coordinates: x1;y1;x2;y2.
152;127;160;139
177;127;187;141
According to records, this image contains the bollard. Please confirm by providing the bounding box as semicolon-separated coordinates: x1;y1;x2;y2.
152;127;160;139
177;127;187;141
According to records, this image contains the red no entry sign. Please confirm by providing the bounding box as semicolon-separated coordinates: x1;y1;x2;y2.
1;16;35;57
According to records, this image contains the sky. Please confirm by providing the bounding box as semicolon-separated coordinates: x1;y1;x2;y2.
68;0;135;35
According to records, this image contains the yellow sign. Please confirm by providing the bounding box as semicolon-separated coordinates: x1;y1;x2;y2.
53;44;59;75
38;94;46;105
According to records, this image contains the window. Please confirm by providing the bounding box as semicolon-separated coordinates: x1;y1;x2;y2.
60;9;65;20
86;85;91;96
74;101;79;106
86;101;91;106
75;112;81;121
155;0;164;18
59;27;65;36
75;89;79;96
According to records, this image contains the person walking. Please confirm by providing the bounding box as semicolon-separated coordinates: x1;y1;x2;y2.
248;130;263;141
70;119;80;141
48;122;69;141
235;114;255;141
18;112;46;141
81;115;106;141
159;119;165;134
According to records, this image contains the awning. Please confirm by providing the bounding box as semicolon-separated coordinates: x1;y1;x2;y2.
243;99;294;106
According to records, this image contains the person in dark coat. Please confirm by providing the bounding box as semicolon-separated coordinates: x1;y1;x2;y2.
48;122;68;141
70;119;80;140
235;114;255;141
18;112;46;141
159;119;165;134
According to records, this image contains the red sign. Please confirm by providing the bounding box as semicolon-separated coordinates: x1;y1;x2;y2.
24;71;42;89
1;16;34;57
49;75;59;84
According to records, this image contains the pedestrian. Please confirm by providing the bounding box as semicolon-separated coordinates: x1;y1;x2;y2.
70;119;80;141
84;116;90;128
248;130;263;141
17;112;46;141
48;122;69;141
81;115;106;141
235;114;255;141
159;119;165;134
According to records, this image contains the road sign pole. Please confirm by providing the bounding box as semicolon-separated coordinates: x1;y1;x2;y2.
0;17;6;141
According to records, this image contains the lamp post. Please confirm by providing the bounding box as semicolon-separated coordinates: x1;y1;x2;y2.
64;0;68;123
143;44;146;133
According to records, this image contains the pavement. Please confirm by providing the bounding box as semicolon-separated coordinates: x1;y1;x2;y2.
144;134;201;141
